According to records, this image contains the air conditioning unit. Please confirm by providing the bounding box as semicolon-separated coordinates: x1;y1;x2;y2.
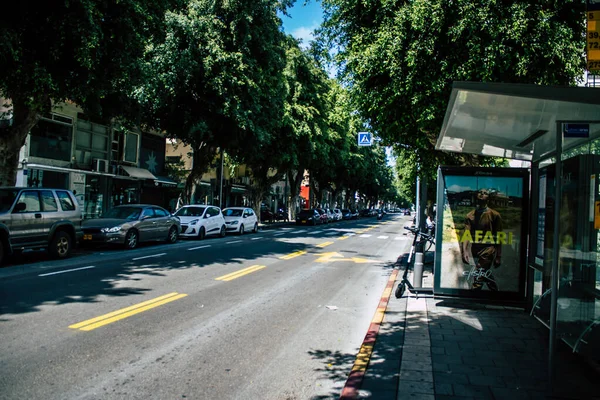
92;159;108;173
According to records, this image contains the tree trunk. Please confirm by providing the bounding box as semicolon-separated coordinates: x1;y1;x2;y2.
288;169;304;220
0;98;42;186
182;143;217;204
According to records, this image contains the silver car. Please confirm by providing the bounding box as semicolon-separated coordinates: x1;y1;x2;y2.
81;204;180;249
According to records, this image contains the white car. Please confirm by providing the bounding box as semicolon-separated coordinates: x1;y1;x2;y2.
333;209;343;221
222;207;258;235
174;205;226;239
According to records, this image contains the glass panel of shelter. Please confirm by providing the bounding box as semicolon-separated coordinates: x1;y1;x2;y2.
533;138;600;366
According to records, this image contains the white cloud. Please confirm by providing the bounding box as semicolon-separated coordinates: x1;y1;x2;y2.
291;25;317;49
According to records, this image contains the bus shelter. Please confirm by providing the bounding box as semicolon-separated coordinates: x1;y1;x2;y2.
435;81;600;381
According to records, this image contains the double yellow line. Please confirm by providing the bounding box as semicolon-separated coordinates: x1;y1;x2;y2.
69;292;187;331
215;264;266;281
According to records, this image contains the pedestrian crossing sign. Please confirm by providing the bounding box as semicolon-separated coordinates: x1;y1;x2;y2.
358;132;372;146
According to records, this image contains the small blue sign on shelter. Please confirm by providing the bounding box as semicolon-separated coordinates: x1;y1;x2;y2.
563;123;590;138
358;132;372;146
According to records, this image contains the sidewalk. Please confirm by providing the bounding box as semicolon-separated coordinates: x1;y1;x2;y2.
358;261;600;399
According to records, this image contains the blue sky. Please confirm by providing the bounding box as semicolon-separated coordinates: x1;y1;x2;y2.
280;1;324;48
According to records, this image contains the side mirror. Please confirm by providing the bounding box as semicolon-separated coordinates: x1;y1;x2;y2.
13;202;26;213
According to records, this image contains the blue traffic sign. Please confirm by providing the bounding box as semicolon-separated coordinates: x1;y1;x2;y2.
358;132;372;146
563;123;590;138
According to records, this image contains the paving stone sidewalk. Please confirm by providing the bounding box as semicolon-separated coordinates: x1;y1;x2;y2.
358;267;600;400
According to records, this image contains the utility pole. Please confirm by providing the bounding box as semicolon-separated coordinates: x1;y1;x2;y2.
219;148;224;208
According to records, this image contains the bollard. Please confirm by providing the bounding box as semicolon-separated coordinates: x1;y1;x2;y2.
413;251;424;288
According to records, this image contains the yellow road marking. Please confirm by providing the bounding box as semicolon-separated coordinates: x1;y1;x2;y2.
338;235;350;240
215;264;266;281
280;250;307;260
315;252;344;263
69;292;187;331
316;241;334;248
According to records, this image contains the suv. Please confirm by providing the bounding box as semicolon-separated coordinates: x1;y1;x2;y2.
0;187;83;265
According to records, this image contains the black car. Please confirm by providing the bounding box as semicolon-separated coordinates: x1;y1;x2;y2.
296;209;322;225
404;209;411;216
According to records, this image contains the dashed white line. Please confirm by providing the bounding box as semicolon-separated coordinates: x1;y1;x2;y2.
39;266;95;277
274;233;285;236
132;253;166;261
377;236;389;239
359;234;372;238
226;240;242;244
188;245;212;250
251;237;263;240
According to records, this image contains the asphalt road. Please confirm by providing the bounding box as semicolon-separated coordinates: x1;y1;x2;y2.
0;215;412;400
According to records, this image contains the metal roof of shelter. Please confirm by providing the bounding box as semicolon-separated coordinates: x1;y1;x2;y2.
435;82;600;162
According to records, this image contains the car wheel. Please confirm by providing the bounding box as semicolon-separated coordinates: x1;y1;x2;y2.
239;224;244;235
197;227;206;240
125;229;139;250
167;226;178;244
253;222;258;233
219;225;226;237
49;231;72;259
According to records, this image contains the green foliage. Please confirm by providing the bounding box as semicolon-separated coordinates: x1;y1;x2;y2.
0;0;181;118
318;0;586;175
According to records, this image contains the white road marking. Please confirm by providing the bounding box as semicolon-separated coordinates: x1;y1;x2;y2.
188;245;211;250
251;237;263;240
274;233;285;236
359;234;372;238
133;253;166;261
225;240;242;244
39;266;95;277
377;236;389;239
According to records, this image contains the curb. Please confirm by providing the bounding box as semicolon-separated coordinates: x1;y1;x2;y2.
340;268;399;399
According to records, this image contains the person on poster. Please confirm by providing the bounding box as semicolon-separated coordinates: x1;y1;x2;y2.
461;188;502;291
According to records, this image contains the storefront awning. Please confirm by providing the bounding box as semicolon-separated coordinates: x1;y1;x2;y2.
154;176;178;188
231;185;247;194
436;82;600;162
121;165;157;180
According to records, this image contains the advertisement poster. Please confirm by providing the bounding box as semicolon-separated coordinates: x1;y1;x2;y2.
434;167;528;299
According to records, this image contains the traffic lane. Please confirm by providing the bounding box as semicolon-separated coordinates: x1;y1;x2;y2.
0;218;378;280
0;225;375;350
0;222;408;399
61;223;405;399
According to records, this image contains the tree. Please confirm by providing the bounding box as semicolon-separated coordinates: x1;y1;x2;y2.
0;0;181;185
318;0;586;172
139;0;289;203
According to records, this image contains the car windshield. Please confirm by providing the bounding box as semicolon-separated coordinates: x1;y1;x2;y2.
223;209;243;217
104;207;142;220
0;189;19;213
175;206;206;217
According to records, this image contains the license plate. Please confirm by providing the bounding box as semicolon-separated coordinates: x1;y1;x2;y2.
83;234;92;240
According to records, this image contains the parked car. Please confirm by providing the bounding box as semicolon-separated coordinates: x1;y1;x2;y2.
404;209;411;216
316;208;329;224
82;204;180;249
222;207;258;234
0;187;82;265
295;209;322;225
175;205;226;239
333;209;343;221
341;209;353;220
260;204;275;223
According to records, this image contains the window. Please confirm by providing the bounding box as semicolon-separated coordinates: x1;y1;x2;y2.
56;191;75;211
40;191;58;212
124;131;139;164
154;208;168;217
14;191;41;213
75;119;110;167
141;208;155;219
29;116;73;162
